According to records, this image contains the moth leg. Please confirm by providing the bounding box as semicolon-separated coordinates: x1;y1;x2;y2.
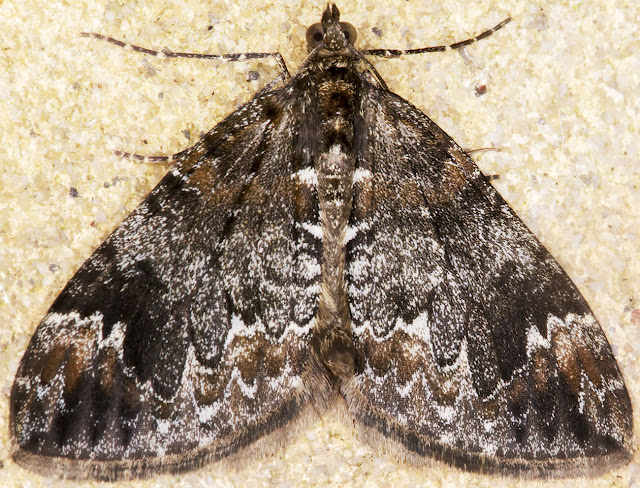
466;147;502;155
361;17;511;57
80;32;291;78
113;149;187;164
464;148;502;181
81;33;291;163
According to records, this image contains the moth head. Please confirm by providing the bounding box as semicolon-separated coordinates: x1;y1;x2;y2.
306;4;357;52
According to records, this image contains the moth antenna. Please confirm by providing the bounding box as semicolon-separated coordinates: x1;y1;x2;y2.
361;17;511;58
80;32;290;78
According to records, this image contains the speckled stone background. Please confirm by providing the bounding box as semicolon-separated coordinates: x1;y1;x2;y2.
1;0;638;487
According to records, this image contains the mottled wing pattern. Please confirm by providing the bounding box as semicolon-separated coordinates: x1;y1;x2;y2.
10;89;328;480
343;79;632;474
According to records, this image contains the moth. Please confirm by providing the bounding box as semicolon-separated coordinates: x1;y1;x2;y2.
10;4;633;481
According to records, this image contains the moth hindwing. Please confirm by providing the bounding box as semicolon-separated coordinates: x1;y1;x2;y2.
10;4;632;481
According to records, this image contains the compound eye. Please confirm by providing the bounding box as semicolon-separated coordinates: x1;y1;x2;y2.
340;22;357;45
306;23;324;48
